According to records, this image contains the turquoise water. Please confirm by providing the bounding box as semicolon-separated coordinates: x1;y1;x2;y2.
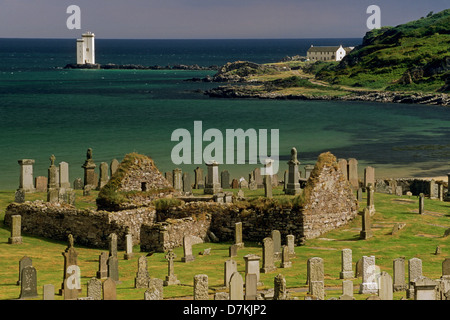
1;39;449;190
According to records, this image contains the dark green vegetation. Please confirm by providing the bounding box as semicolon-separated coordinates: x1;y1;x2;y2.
0;187;449;300
316;9;450;92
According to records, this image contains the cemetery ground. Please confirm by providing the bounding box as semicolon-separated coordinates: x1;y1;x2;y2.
0;187;449;300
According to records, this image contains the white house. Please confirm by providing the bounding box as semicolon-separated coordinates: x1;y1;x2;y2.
306;45;353;62
76;32;95;65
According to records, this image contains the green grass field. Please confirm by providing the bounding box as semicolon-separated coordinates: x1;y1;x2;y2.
0;187;449;300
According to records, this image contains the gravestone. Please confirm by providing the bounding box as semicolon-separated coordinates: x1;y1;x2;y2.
378;271;393;300
280;245;292;268
109;233;118;258
47;155;59;202
8;215;23;244
59;161;71;189
429;179;437;199
103;277;116;300
419;193;425;214
194;167;204;189
165;171;173;187
359;256;378;294
229;244;238;258
366;185;375;215
64;265;81;300
135;256;150;288
304;164;314;180
97;162;109;190
18;159;36;193
214;292;229;300
360;207;373;240
355;258;363;278
357;188;363;202
14;189;25;203
239;177;248;189
224;259;238;288
234;222;244;249
395;186;403;196
445;172;450;201
73;178;83;190
229;272;244;300
253;167;263;188
347;158;359;189
124;227;134;260
173;168;183;191
285;147;301;195
231;179;239;189
271;230;281;257
60;234;81;296
221;170;230;189
414;277;438;300
393;257;407;292
439;184;444;202
307;257;325;300
163;250;180;286
273;274;288;300
407;257;423;299
261;237;276;273
19;266;38;299
145;278;164;300
442;259;450;279
283;170;288;191
43;284;55;300
183;172;192;193
338;159;348;180
82;148;97;188
286;235;295;257
17;256;32;285
245;273;258;300
272;173;279;187
181;235;195;262
244;254;262;286
340;248;353;279
194;274;209;300
107;255;120;283
342;280;353;297
264;174;273;199
364;166;375;189
96;252;108;279
87;277;102;300
110;159;119;177
35;176;47;192
204;161;223;194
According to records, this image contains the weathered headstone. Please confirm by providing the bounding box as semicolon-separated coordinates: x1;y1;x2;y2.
307;257;324;300
181;235;195;262
35;176;47;192
378;271;393;300
17;256;32;286
444;172;450;201
407;257;423;299
273;274;288;300
102;277;116;300
347;158;359;189
229;272;244;300
221;170;230;189
107;255;120;283
342;280;353;297
145;278;164;300
18;159;35;193
264;174;273;199
280;245;292;268
234;222;244;249
245;273;258;300
442;258;450;279
73;178;83;190
172;168;183;191
194;274;209;300
419;193;425;214
414;277;438;300
304;164;314;180
165;171;173;187
163;250;180;286
63;264;81;300
356;187;363;202
110;159;119;177
60;234;81;297
239;177;248;189
96;252;108;280
286;234;295;258
135;256;150;288
429;179;437;199
204;161;223;194
285;147;301;195
231;179;239;189
359;256;378;294
366;184;375;215
59;161;70;189
124;227;134;260
8;214;23;244
439;184;444;202
194;167;204;189
261;237;276;273
43;284;55;300
364;166;375;189
360;207;373;240
244;254;262;286
224;259;238;288
109;233;118;258
14;189;25;203
229;244;238;257
393;257;406;292
19;266;38;299
87;277;102;300
97;162;109;190
338;159;348;180
340;248;353;279
183;172;192;193
82;148;97;188
271;230;281;257
253;167;263;188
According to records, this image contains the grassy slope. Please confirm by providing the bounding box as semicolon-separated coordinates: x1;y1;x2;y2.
0;188;449;300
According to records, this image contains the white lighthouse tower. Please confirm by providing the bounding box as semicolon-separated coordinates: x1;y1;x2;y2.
76;32;95;65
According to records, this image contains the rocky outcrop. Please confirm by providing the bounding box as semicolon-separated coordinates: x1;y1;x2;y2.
64;63;218;71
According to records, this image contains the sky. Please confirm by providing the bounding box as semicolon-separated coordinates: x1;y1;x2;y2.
0;0;448;39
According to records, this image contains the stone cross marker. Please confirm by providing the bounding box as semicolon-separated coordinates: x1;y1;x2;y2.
194;274;209;300
181;235;195;262
19;265;38;299
135;256;150;289
8;215;23;244
163;250;180;286
340;248;353;279
261;237;276;273
285;147;301;195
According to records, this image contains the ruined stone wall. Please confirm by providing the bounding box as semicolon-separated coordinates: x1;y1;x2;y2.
375;178;448;196
4;201;157;249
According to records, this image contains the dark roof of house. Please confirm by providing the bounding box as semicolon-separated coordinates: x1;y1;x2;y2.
307;46;341;53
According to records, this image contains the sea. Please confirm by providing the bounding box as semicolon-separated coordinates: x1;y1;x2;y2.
1;38;450;191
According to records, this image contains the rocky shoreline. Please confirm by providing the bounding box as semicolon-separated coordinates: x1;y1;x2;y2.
64;63;219;71
204;85;450;107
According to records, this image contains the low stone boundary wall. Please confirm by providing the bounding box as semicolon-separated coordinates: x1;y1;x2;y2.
4;201;157;248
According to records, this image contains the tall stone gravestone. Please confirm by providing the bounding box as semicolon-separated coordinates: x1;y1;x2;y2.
445;173;450;201
17;256;32;286
47;155;59;203
264;160;273;198
182;172;192;193
81;148;96;188
244;254;262;286
280;246;292;268
108;233;120;283
286;234;295;257
360;207;373;240
347;158;359;190
110;159;119;177
18;159;35;193
260;237;276;273
393;257;407;292
364;166;375;190
173;168;183;192
96;252;108;280
271;230;281;258
419;193;425;214
181;235;195;262
234;222;244;249
224;259;238;288
221;170;230;189
359;256;378;294
194;167;204;189
8;215;23;244
19;266;38;299
124;227;134;260
59;161;71;189
97;162;109;190
366;184;375;215
285;147;301;195
407;257;422;298
340;248;353;279
194;274;209;300
134;256;150;289
60;234;81;299
378;271;393;300
338;159;348;180
244;273;258;300
307;257;325;300
204;161;222;194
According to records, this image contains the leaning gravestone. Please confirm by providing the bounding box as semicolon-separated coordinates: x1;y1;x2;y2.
19;265;38;299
